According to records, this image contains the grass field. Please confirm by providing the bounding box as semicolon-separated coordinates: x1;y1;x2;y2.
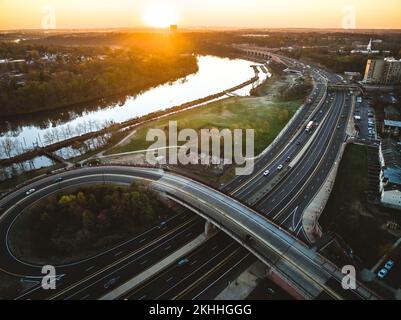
108;92;303;157
103;74;310;187
320;144;395;267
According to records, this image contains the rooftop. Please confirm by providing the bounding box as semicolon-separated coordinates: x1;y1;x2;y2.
383;167;401;186
384;120;401;128
384;57;401;63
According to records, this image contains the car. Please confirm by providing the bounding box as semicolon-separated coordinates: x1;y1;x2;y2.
285;156;291;162
263;170;270;176
377;268;388;279
385;260;394;271
266;288;275;295
245;234;255;244
53;177;63;183
25;188;36;196
277;165;284;171
337;125;341;129
158;221;167;229
103;276;120;289
178;258;190;266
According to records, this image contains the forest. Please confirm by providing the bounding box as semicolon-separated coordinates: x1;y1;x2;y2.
0;43;198;116
11;183;173;260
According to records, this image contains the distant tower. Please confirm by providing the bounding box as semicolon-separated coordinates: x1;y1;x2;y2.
170;24;178;34
367;38;372;52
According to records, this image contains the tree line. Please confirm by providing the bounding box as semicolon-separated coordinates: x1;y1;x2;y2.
0;45;198;117
13;183;172;260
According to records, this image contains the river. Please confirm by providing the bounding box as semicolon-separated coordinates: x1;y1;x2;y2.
0;55;267;160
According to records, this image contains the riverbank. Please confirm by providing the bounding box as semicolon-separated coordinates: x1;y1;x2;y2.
0;64;259;167
102;73;310;187
0;52;199;117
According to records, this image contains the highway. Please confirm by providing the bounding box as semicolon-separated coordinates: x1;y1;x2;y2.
122;233;254;300
0;52;379;301
125;54;358;300
258;91;348;229
137;56;351;300
0;166;380;300
0;169;206;299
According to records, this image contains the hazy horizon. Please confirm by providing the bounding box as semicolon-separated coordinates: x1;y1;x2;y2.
2;26;401;33
1;0;401;31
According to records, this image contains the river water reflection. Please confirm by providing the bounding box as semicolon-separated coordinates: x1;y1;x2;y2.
0;55;263;159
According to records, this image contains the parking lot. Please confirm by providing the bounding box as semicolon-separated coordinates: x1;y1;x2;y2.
354;96;377;140
374;244;401;290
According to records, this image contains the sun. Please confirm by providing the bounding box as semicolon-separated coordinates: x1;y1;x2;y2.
142;1;179;28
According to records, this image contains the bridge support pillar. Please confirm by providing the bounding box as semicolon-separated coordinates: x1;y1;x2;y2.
204;220;215;237
266;267;306;300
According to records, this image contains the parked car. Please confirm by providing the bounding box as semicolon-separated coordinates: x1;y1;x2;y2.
385;260;394;271
377;268;388;279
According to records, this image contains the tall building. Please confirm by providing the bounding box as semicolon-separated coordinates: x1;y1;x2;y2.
363;59;385;84
383;58;401;85
363;58;401;85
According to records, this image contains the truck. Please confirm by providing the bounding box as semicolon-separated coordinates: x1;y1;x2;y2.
305;121;316;133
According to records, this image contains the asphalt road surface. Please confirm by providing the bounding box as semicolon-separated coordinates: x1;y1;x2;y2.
0;54;372;301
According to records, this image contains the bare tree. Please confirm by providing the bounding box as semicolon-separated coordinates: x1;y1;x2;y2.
0;138;15;158
43;131;54;146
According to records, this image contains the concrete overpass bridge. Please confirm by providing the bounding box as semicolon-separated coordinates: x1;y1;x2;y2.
0;166;382;300
0;166;381;300
149;168;380;300
328;84;366;94
234;46;290;67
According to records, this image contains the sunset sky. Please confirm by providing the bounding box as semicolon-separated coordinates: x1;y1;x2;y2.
1;0;401;30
